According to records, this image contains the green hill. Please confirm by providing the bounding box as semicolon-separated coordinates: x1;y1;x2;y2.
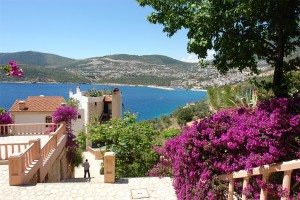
0;51;198;85
0;65;90;83
102;54;194;66
0;51;76;66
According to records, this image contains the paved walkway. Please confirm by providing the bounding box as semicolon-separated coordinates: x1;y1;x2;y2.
0;151;177;200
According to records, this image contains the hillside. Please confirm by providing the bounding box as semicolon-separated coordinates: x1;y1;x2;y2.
0;51;289;88
0;65;90;83
0;51;76;67
102;54;195;66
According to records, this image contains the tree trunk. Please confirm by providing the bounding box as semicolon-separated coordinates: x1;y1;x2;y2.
272;27;287;97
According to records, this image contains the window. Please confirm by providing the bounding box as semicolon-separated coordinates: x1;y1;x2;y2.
78;114;81;119
45;116;52;123
94;102;97;106
45;116;52;127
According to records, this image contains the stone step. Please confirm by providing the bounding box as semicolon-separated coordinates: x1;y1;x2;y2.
61;176;104;183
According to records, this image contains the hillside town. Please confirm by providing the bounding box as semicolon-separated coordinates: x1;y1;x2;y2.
68;57;273;90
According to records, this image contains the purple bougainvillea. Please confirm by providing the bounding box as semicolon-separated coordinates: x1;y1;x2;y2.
151;97;300;199
52;106;79;165
0;112;14;124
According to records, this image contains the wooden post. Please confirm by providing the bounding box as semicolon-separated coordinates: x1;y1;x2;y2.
242;177;249;200
281;170;293;200
228;178;234;200
260;173;270;200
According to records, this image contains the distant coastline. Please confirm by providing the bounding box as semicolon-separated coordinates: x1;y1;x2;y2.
0;81;207;92
0;82;207;121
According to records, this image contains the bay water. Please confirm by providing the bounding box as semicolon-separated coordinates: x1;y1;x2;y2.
0;83;206;121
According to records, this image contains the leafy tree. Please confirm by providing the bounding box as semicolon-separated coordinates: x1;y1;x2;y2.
87;112;160;178
66;97;80;108
174;107;193;125
137;0;300;97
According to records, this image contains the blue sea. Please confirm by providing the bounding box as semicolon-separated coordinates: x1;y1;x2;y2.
0;83;207;121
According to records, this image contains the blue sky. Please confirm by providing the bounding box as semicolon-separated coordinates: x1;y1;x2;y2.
0;0;213;62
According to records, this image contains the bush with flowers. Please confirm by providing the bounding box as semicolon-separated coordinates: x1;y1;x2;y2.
0;61;23;78
150;97;300;199
52;106;82;167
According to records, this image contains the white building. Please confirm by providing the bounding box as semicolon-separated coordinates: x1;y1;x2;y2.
69;86;122;136
10;96;66;124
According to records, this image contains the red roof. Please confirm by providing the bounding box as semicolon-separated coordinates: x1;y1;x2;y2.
10;96;66;112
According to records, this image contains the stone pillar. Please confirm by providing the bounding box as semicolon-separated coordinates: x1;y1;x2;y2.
29;139;41;160
9;152;23;186
104;152;115;183
112;88;122;119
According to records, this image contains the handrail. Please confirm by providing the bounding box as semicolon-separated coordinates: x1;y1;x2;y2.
0;143;29;160
8;123;67;185
87;146;102;160
219;159;300;200
0;123;59;136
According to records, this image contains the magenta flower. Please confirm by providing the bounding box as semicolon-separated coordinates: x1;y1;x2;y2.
150;97;300;199
2;60;24;78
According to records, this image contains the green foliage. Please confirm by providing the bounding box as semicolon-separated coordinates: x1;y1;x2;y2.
250;70;300;99
160;114;171;127
0;108;5;114
207;85;258;110
84;88;112;97
174;107;193;126
98;75;177;87
137;0;300;97
87;112;160;178
67;98;80;108
171;99;212;125
161;128;181;140
76;129;87;151
70;149;84;168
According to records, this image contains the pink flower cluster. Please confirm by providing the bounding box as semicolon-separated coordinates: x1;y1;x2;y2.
8;61;23;77
52;106;79;163
0;112;14;124
52;106;78;125
151;97;300;199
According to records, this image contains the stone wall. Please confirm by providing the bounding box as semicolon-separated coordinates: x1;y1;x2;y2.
46;147;73;182
87;101;104;123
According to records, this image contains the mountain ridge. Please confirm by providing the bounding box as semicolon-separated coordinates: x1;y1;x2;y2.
0;51;194;67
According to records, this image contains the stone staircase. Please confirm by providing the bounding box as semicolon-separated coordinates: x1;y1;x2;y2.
0;155;177;200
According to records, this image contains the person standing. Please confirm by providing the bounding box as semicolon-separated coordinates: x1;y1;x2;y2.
82;159;90;178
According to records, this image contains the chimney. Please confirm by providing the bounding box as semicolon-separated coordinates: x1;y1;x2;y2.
69;89;73;97
76;86;80;94
19;101;26;110
61;103;66;106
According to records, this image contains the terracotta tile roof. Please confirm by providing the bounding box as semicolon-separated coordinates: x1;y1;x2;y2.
103;96;112;102
10;96;66;112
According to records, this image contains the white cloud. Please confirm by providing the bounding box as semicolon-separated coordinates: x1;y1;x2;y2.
181;50;216;63
205;49;215;60
181;54;199;63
